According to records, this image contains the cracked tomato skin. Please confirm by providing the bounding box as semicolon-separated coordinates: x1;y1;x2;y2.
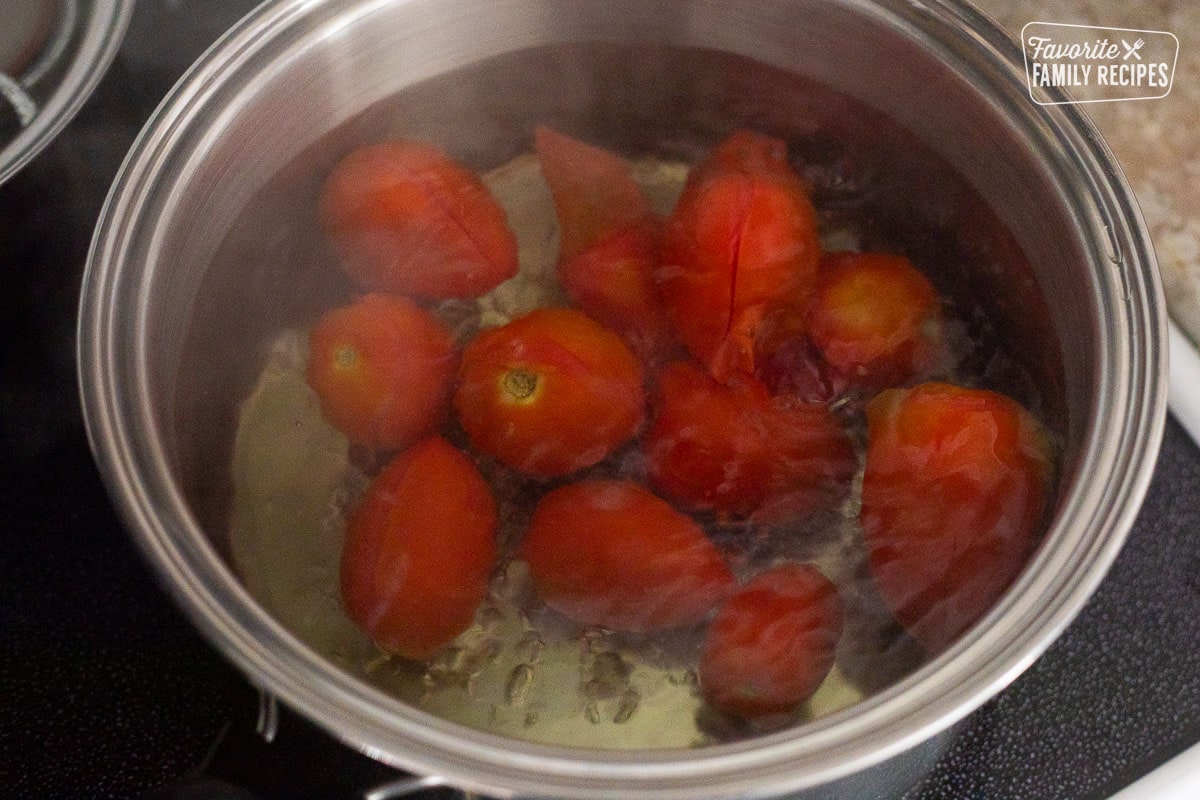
644;361;855;518
454;308;646;477
808;252;943;391
305;293;456;449
340;436;498;660
699;563;842;718
658;130;821;383
319;140;518;298
535;127;675;362
521;480;735;632
861;382;1055;654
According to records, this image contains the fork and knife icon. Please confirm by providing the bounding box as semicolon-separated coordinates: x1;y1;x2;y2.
1121;38;1145;60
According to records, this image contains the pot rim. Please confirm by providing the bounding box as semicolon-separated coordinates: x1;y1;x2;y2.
0;0;134;186
77;0;1166;797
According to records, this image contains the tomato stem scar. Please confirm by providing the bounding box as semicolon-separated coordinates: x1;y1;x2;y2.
503;369;540;401
334;345;360;370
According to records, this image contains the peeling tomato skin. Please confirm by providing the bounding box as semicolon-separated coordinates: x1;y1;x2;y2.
659;130;821;384
534;126;652;262
644;361;855;518
521;480;736;632
755;326;848;404
861;382;1055;654
808;252;943;391
658;175;753;374
535;127;675;362
454;308;646;477
557;222;678;364
699;563;843;718
340;436;498;661
319;141;518;298
305;293;456;449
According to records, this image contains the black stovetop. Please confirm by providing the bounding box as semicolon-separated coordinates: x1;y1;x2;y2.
2;3;1199;799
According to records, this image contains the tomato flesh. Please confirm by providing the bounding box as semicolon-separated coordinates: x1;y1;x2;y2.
319;140;518;298
645;361;855;518
808;252;942;391
340;436;498;660
659;130;821;383
699;563;842;717
454;308;646;476
305;293;456;449
521;480;735;631
536;126;674;361
861;382;1055;653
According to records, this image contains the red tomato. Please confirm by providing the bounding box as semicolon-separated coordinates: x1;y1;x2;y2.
534;126;652;261
306;293;456;449
454;308;646;476
521;480;735;631
861;382;1055;653
699;563;842;717
535;126;674;361
644;361;855;518
319;140;518;298
340;436;498;660
659;130;821;383
557;222;678;364
808;252;942;391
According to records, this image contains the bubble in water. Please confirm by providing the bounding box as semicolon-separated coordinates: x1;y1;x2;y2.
514;631;545;664
471;639;503;674
425;647;469;688
591;651;630;684
584;651;631;703
613;688;640;724
667;669;699;690
505;663;535;706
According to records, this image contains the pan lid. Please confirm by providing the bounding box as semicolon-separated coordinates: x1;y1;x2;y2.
0;0;133;186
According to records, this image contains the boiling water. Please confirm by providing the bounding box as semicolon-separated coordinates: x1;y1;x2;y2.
225;152;993;747
181;42;1067;750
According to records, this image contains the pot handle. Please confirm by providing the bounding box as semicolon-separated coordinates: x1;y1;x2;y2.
362;774;474;799
253;691;480;799
138;684;474;800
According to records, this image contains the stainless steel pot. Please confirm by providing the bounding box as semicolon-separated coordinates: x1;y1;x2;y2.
77;0;1166;797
